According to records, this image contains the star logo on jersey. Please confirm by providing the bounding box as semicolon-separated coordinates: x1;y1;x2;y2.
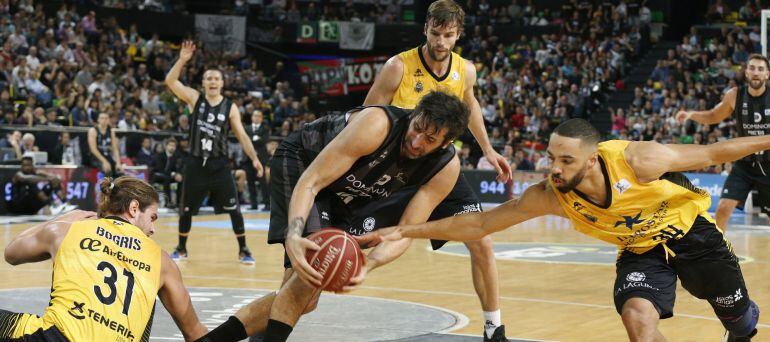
68;301;86;320
451;71;460;81
415;80;424;93
413;68;424;77
615;211;644;230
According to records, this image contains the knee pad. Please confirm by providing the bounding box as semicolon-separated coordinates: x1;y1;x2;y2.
722;300;759;337
229;210;245;235
179;214;192;234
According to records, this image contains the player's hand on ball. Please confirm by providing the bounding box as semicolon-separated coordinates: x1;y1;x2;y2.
337;256;369;294
285;234;323;287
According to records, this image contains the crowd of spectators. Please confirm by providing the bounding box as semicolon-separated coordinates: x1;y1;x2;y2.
608;24;763;175
3;0;761;187
458;0;650;172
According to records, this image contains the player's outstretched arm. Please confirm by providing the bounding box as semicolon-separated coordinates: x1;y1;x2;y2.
164;40;200;107
363;56;403;105
360;180;557;245
285;108;391;287
229;104;263;177
158;252;207;342
4;210;95;265
676;87;736;125
626;135;770;182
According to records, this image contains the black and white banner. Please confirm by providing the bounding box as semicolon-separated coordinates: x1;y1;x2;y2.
195;14;246;55
339;21;375;51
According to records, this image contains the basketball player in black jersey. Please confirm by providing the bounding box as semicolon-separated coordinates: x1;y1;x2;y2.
677;54;770;231
197;91;469;342
165;40;264;264
88;112;123;177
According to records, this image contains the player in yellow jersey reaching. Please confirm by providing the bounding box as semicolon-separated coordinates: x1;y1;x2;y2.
362;118;762;341
1;177;207;342
361;1;510;340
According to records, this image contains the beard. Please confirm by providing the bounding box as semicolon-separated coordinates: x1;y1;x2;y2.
749;78;765;90
426;43;450;62
552;167;587;193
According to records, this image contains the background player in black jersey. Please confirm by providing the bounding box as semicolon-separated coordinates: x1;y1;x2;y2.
88;112;123;177
165;40;264;264
198;91;469;342
677;54;770;231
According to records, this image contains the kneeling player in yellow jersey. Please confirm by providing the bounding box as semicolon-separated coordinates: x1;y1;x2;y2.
1;177;207;342
363;119;763;341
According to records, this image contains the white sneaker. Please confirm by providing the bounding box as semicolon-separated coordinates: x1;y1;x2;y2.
50;203;78;216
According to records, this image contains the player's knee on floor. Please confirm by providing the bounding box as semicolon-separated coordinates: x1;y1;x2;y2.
721;300;759;337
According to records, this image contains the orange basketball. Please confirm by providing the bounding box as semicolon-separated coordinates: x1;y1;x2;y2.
305;228;364;292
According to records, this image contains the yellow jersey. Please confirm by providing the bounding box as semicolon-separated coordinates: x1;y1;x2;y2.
391;46;467;109
13;217;162;342
550;140;714;254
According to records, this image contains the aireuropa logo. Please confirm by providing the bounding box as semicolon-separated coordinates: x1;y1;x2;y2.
626;272;646;282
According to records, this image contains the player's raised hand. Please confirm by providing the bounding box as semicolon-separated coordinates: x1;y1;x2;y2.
179;40;196;62
675;110;691;124
285;234;323;287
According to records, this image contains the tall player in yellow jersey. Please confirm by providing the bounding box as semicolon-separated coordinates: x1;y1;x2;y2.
363;1;510;340
1;177;207;342
363;119;763;341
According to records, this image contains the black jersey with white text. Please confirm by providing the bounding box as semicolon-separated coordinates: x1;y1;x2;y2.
189;96;232;159
278;105;456;212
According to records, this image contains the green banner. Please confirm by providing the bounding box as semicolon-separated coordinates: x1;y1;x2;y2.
296;22;317;43
318;21;339;42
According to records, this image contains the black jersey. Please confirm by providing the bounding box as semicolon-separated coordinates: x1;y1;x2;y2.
189;96;232;160
278;105;455;212
734;85;770;163
95;126;112;158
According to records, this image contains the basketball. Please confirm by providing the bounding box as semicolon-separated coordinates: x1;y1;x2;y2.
305;228;364;292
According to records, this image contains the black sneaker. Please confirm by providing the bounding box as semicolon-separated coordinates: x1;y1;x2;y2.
484;325;510;342
723;328;757;342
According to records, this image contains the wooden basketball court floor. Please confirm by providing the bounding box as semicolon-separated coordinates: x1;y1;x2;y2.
2;209;769;341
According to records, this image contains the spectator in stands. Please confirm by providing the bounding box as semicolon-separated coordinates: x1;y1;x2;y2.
135;136;155;166
20;132;38;155
513;150;534;171
243;110;270;210
7;156;68;215
0;130;22;160
151;138;182;208
87;112;122;177
51;131;81;165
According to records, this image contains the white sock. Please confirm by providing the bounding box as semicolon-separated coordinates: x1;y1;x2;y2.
483;310;501;337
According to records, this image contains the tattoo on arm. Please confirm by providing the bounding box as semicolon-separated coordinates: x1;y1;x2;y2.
288;217;306;237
